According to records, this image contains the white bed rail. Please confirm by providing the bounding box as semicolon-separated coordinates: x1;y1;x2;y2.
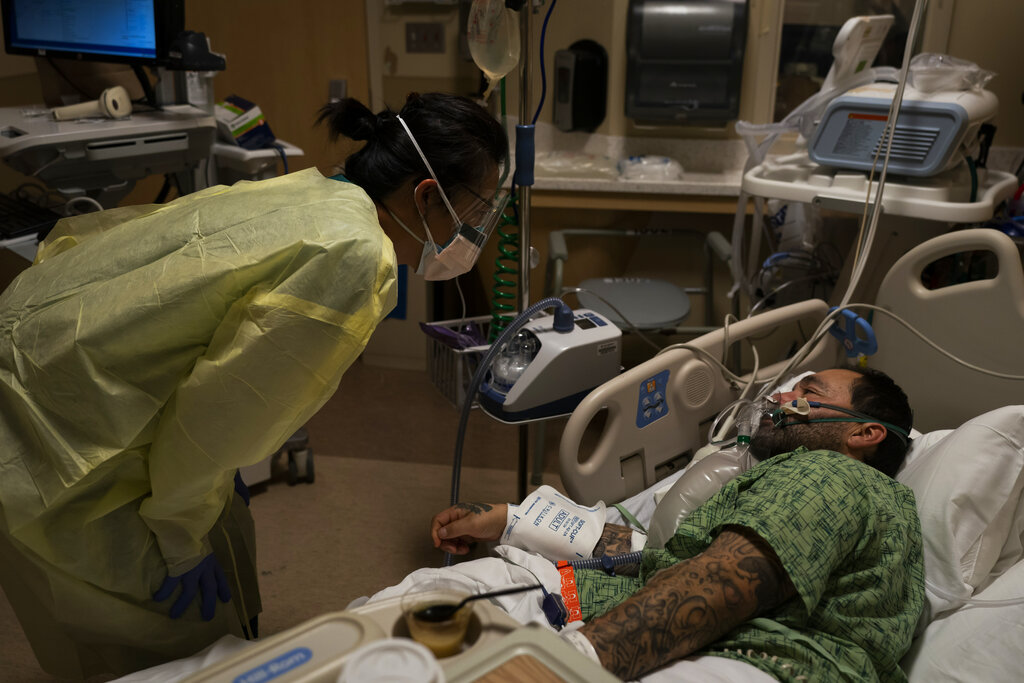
870;228;1024;432
559;299;839;505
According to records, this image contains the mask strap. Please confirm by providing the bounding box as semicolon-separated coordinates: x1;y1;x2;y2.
771;400;910;444
395;114;463;227
384;205;426;245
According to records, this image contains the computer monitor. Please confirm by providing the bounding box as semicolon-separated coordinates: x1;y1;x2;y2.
1;0;184;68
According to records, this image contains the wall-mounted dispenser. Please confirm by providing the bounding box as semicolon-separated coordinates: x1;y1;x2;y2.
553;39;608;132
625;0;748;125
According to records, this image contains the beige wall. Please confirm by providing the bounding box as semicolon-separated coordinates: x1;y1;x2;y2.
945;0;1024;149
183;0;371;178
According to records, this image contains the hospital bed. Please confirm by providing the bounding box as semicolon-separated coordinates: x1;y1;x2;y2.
559;226;1024;681
124;227;1023;681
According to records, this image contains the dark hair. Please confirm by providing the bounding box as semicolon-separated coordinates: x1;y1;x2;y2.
316;92;507;203
847;366;914;477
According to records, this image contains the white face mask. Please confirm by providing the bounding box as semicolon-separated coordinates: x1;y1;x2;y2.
387;206;491;280
387;115;507;281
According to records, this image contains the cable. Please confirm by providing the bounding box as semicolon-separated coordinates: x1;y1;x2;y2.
560;286;662;352
155;175;173;203
744;299;1024;410
841;304;1024;381
655;339;764;389
926;578;1024;608
131;64;157;109
44;57;92;99
271;143;289;175
62;196;104;215
749;273;837;316
839;0;928;310
453;275;469;328
531;0;558;125
965;156;978;203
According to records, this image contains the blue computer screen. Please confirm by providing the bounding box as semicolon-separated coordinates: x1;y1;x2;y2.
6;0;157;60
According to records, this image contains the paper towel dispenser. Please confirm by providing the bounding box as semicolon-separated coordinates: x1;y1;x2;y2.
625;0;748;124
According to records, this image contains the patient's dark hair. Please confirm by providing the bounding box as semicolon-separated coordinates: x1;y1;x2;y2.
847;366;914;477
316;92;507;203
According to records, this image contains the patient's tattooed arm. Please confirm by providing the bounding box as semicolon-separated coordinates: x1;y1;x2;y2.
592;524;635;557
579;526;795;680
591;523;641;575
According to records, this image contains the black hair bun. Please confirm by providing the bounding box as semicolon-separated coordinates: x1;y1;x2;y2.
316;98;378;142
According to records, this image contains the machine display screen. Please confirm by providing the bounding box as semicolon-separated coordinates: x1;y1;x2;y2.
575;317;596;330
1;0;183;66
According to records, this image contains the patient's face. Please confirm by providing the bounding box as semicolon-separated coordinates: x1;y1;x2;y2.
750;370;859;461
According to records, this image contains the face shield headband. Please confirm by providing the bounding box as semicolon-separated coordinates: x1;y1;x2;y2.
395;114;508;256
769;397;910;445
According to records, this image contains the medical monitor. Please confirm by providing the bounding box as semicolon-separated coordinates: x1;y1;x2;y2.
1;0;184;67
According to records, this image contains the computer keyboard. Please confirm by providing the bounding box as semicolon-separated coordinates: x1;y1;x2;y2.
0;192;62;240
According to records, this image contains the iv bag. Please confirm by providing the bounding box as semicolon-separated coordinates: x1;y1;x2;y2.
467;0;521;99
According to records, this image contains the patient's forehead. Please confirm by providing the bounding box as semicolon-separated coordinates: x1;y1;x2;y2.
796;369;859;403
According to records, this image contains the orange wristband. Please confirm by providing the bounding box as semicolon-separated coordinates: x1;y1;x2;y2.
556;560;583;624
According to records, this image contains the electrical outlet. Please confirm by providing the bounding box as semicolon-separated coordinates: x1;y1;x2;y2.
328;79;347;103
406;22;444;54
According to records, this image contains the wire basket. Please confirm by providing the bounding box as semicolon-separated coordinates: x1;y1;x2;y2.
424;315;494;409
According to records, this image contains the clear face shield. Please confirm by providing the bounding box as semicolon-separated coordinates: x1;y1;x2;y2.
394;115;509;280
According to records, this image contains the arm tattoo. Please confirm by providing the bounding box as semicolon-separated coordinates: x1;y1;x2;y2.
454;502;493;515
593;524;634;557
580;527;795;680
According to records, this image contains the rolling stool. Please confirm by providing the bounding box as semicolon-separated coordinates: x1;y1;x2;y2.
272;427;315;485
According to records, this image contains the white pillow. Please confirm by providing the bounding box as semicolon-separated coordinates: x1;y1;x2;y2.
902;558;1024;682
896;406;1024;618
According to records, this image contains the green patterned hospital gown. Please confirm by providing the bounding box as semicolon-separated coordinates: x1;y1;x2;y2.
576;448;924;682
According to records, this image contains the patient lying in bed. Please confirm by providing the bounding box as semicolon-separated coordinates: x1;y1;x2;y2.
378;383;1024;683
382;367;923;682
112;370;1023;683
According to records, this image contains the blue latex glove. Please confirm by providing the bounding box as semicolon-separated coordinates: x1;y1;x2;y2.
153;554;232;620
234;470;250;506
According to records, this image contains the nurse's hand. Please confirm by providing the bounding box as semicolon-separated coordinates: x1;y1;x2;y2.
153;554;232;620
431;502;507;555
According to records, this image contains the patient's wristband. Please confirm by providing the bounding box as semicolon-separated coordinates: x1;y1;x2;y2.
502;485;607;559
556;560;583;624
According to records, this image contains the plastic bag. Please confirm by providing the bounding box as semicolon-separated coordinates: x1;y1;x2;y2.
908;53;996;93
467;0;521;99
617;155;684;181
534;151;619;180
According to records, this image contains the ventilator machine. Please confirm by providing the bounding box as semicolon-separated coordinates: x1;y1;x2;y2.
478;308;622;423
808;81;998;177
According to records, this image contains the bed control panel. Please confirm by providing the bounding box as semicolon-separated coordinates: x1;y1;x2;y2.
637;370;670;428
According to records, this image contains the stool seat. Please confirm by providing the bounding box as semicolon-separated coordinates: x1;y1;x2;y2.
577;277;690;329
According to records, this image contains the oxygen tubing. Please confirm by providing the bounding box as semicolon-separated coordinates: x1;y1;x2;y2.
926;578;1024;608
562;551;644;572
489;197;520;341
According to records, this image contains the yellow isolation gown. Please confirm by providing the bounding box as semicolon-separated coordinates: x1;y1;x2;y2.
0;168;397;678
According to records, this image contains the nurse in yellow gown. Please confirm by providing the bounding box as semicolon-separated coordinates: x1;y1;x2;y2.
0;92;507;678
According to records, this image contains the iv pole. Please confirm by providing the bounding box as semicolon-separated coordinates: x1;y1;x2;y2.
515;1;534;500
